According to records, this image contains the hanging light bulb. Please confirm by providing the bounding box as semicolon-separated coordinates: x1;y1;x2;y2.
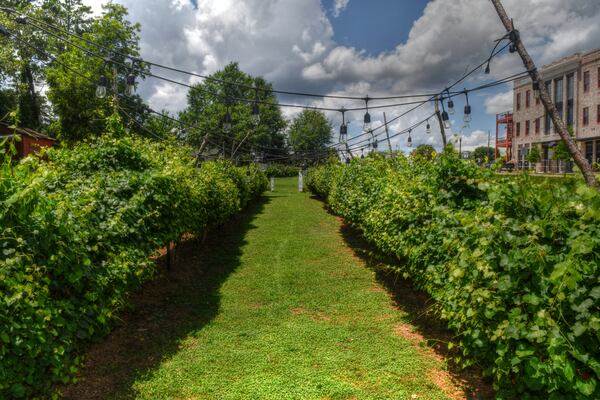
407;129;412;147
223;111;232;133
532;81;540;99
426;120;431;135
363;96;371;132
463;91;471;124
373;138;378;149
126;74;136;96
361;148;365;159
441;98;451;130
96;75;107;98
447;99;455;115
251;102;260;125
339;108;348;143
442;111;451;130
345;157;350;164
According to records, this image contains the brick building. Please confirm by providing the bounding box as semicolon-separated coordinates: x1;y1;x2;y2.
512;49;600;171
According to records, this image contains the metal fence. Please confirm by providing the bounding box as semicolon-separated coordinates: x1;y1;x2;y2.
516;159;574;174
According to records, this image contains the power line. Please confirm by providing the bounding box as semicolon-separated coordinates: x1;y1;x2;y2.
0;7;449;103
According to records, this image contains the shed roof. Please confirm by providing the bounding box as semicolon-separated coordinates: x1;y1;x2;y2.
0;122;57;141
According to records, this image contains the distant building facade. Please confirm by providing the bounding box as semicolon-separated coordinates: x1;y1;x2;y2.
512;49;600;171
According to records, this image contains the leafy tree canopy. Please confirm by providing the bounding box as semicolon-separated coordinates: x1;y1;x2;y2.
470;146;496;162
411;144;436;159
287;109;332;156
180;62;287;161
45;3;147;142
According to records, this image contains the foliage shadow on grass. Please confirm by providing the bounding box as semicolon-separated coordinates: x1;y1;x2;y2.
337;217;495;400
58;197;269;400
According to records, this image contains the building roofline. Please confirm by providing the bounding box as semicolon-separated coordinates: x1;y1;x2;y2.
0;122;57;141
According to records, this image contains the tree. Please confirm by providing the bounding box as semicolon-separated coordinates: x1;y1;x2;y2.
527;145;541;164
411;144;436;159
181;63;287;161
490;0;597;189
470;146;496;163
287;109;332;158
0;0;92;131
45;3;146;142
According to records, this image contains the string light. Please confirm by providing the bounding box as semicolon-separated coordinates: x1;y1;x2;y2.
463;91;471;125
532;80;540;99
96;75;107;98
407;129;412;147
223;109;232;133
0;10;534;165
339;107;348;144
363;96;371;132
126;74;136;96
441;98;451;130
426;120;431;135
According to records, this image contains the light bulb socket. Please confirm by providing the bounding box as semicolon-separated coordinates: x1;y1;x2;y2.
0;26;9;37
442;111;449;122
15;16;27;25
447;100;455;114
464;104;471;116
364;112;371;124
340;124;347;135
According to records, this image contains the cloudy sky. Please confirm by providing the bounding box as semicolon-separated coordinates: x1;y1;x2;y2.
84;0;600;153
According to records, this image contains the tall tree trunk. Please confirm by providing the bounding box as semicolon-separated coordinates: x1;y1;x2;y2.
18;63;41;129
490;0;598;189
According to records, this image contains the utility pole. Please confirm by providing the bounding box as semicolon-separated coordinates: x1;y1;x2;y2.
487;129;491;160
490;0;597;188
434;95;447;148
383;112;393;153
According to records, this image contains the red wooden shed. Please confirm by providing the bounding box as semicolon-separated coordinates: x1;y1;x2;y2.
0;122;57;159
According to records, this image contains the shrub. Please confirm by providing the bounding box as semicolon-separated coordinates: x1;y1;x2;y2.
264;163;301;177
308;152;600;399
0;134;267;398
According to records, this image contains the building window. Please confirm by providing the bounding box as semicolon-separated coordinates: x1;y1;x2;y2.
555;78;563;120
586;141;593;164
583;107;590;126
516;122;521;137
526;90;531;108
525;120;530;135
544;81;552;134
517;93;521;111
535;118;540;134
567;74;574;127
584;71;590;92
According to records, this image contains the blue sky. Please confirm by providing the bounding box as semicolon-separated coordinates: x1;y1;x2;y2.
325;0;430;56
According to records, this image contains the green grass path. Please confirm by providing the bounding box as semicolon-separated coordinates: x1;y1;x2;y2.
109;178;461;399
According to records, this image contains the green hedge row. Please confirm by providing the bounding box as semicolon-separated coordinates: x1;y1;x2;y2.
0;135;268;398
307;153;600;399
264;163;300;177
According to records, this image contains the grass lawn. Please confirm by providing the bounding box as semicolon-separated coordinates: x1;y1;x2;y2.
62;177;476;400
